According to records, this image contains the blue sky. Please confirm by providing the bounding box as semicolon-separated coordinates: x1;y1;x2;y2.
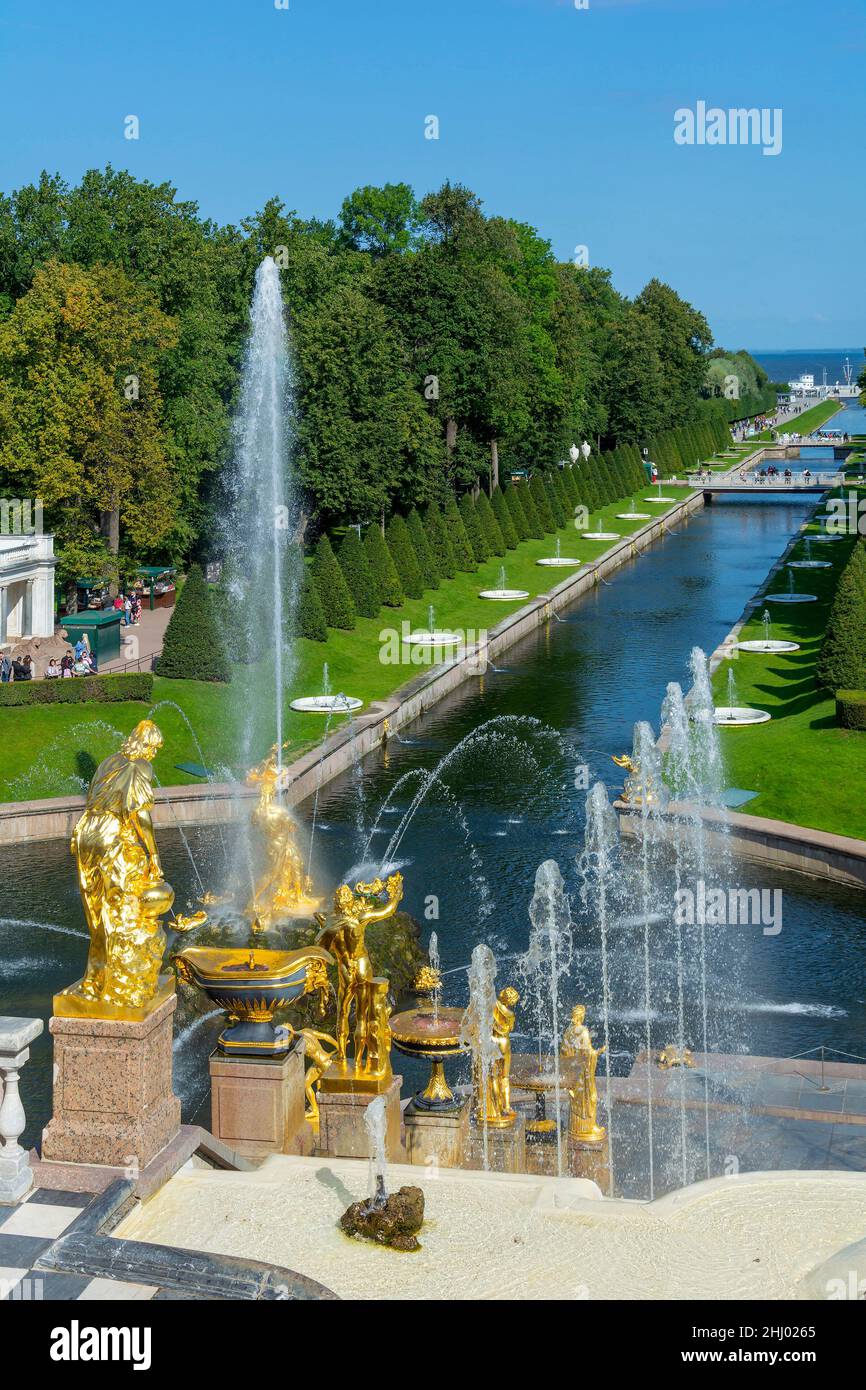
0;0;863;349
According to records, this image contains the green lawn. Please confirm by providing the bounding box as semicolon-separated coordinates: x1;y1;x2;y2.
712;489;866;840
0;489;694;802
757;399;842;439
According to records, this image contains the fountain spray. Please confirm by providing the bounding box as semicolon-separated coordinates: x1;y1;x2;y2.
578;783;620;1188
461;943;499;1171
520;860;573;1177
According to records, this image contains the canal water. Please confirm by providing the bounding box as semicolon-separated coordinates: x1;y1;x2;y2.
3;494;866;1169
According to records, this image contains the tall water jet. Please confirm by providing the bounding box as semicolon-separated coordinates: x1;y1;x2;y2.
519;860;573;1176
578;782;621;1190
460;943;499;1171
630;719;667;1199
221;257;297;776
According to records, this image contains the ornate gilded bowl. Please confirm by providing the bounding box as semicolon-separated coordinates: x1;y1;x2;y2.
175;944;332;1057
390;1006;468;1112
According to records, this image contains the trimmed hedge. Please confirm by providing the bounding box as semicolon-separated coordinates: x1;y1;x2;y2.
0;672;154;706
492;486;518;549
295;563;328;641
337;528;380;619
503;484;530;542
385;514;424;598
817;543;866;693
476;490;505;556
312;534;356;630
836;690;866;730
406;507;440;589
364;524;404;607
444;497;476;571
424;501;457;578
459;493;489;564
516;481;544;539
155;564;230;682
529;473;555;532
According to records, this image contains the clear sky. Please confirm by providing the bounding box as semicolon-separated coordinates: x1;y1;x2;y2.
0;0;863;350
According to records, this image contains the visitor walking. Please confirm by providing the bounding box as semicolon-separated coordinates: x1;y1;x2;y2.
0;652;11;683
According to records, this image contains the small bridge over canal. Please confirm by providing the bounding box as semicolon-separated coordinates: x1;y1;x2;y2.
693;471;845;497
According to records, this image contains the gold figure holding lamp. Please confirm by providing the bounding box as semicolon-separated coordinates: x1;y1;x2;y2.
314;873;403;1092
60;719;200;1021
245;742;321;930
562;1005;606;1145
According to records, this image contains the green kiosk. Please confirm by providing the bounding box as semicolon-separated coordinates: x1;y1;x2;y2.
62;609;123;664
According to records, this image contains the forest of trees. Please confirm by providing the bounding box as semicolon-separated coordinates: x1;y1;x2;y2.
0;168;776;593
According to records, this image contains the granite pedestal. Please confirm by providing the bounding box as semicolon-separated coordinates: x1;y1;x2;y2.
316;1074;403;1160
404;1097;470;1170
569;1136;611;1195
41;992;179;1171
209;1042;311;1158
466;1115;527;1173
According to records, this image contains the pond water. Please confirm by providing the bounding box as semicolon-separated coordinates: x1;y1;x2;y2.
3;494;866;1191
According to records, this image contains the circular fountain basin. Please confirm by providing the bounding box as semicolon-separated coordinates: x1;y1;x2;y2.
479;588;530;600
811;534;843;543
764;593;818;604
643;497;676;504
736;640;801;654
582;531;621;541
403;631;463;647
713;706;771;726
616;512;652;520
788;560;832;569
536;556;581;567
290;695;363;713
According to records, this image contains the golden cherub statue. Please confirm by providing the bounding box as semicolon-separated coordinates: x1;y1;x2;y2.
245;742;321;930
314;873;403;1091
466;985;520;1128
65;719;200;1018
562;1004;606;1144
657;1043;695;1070
612;753;658;808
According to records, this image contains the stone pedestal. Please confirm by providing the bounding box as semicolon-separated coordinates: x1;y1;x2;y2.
0;1016;44;1203
466;1115;526;1174
209;1043;311;1158
317;1074;403;1161
41;993;179;1170
404;1097;470;1170
568;1138;611;1195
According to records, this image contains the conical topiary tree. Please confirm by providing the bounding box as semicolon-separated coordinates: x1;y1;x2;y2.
406;507;440;589
424;501;457;578
337;527;380;619
530;473;555;532
295;561;328;641
155;564;230;681
492;486;518;548
504;485;530;542
386;514;424;599
545;475;567;530
817;545;866;691
476;490;505;556
517;482;544;539
364;524;404;607
312;534;356;630
459;492;489;564
444;496;477;571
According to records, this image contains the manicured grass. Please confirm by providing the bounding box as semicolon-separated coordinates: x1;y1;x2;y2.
756;399;842;439
0;489;695;802
712;489;866;840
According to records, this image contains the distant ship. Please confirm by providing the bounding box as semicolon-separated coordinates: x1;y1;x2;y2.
783;358;859;401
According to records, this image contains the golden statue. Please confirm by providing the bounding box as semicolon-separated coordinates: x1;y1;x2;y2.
466;985;520;1128
563;1005;606;1144
284;1024;339;1123
245;742;321;930
63;719;199;1019
413;964;442;995
314;873;403;1091
657;1043;695;1070
612;753;657;807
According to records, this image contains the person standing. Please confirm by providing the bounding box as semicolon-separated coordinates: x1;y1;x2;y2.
0;652;12;683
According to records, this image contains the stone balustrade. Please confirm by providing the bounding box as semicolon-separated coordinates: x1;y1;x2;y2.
0;1016;44;1203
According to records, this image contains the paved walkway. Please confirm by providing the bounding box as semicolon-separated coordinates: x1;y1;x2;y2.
101;605;173;673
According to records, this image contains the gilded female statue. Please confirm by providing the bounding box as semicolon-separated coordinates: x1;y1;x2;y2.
245;742;320;929
314;874;403;1072
70;719;178;1012
562;1004;606;1143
